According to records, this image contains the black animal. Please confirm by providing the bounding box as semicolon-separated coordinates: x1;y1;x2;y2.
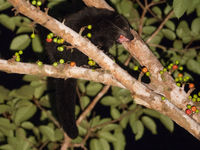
45;7;134;139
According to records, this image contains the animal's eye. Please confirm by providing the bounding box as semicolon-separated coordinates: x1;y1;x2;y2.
122;26;128;31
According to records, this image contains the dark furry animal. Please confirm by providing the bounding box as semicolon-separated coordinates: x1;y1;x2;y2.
45;7;134;139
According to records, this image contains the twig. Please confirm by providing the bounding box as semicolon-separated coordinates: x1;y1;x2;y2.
76;85;110;125
146;10;174;43
92;107;140;130
137;0;148;36
33;98;61;128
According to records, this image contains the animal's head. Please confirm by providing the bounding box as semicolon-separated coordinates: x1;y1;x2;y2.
110;14;134;43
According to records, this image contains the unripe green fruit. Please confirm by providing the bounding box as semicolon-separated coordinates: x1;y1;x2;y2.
145;72;150;76
87;25;92;30
32;0;36;5
133;66;139;71
53;62;58;66
57;46;64;52
186;104;191;109
37;1;42;6
53;38;58;43
87;33;92;38
16;57;20;62
19;50;23;55
59;59;64;64
37;61;43;66
31;33;35;39
161;96;165;100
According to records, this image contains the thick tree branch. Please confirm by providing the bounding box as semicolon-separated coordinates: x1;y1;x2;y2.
0;59;124;88
82;0;114;10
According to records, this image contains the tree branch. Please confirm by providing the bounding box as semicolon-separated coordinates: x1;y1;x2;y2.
0;59;124;88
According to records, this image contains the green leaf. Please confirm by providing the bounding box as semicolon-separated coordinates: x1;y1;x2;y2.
0;144;13;150
0;86;9;101
159;114;174;132
47;0;65;8
23;75;42;82
78;125;87;136
152;6;162;18
39;95;51;108
186;0;200;15
191;18;200;35
16;26;32;34
89;139;102;150
75;105;80;116
0;104;10;114
129;113;137;133
32;127;40;139
182;36;193;44
12;16;31;27
102;124;119;131
80;96;90;109
120;112;129;129
119;0;133;17
8;136;31;150
148;32;163;44
90;116;100;127
117;53;128;63
145;18;158;26
54;128;64;141
185;49;197;58
110;0;120;4
176;21;191;39
98;118;111;125
112;87;132;104
101;96;119;106
165;20;175;31
0;0;12;11
10;34;31;50
34;84;46;98
164;4;172;15
110;107;120;119
14;101;37;125
32;34;43;53
143;26;156;35
197;4;200;17
99;138;110;150
130;120;144;140
77;79;86;93
186;59;200;74
71;136;83;144
112;131;125;150
30;80;44;87
0;118;15;137
162;29;176;40
173;0;189;18
86;82;103;96
98;131;117;142
0;14;15;30
143;108;160;119
21;121;34;130
39;125;55;142
141;116;157;134
16;128;26;139
10;85;35;99
173;40;183;49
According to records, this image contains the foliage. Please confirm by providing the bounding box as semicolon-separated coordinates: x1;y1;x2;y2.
0;0;200;149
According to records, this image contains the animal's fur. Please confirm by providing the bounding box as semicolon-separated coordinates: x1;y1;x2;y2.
45;7;133;139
